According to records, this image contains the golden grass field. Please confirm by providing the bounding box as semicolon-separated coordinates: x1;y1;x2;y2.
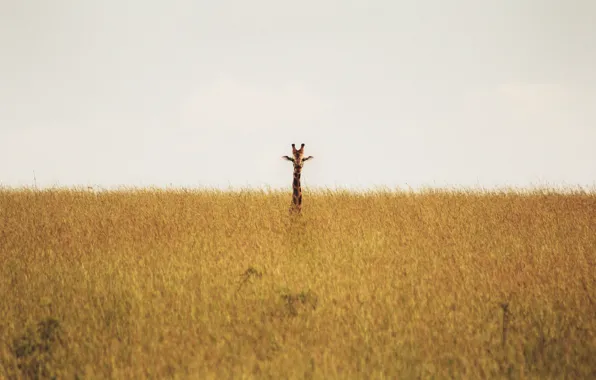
0;188;595;379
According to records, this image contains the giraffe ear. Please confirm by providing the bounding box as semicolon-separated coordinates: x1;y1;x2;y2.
282;156;295;162
302;156;314;161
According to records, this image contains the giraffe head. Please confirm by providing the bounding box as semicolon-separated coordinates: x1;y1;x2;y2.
282;143;314;169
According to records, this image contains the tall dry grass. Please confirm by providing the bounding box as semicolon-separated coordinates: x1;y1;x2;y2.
0;188;594;379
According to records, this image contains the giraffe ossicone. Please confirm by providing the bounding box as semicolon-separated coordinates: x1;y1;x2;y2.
282;143;314;214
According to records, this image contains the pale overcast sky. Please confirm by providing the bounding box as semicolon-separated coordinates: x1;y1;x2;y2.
1;1;594;190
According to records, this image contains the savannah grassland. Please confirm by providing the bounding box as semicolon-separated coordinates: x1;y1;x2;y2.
0;188;595;379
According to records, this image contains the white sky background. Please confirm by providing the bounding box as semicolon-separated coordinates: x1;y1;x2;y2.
1;0;595;190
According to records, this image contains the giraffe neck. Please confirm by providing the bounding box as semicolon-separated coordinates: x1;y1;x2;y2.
291;167;303;213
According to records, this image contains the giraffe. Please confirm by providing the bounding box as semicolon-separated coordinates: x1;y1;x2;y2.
282;143;314;214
